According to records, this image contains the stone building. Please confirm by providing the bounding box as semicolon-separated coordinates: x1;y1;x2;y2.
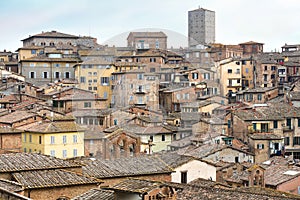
188;7;215;47
127;32;167;50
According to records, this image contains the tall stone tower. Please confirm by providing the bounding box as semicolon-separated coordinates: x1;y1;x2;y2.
188;7;215;47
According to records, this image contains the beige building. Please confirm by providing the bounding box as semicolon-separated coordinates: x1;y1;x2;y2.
220;59;242;96
74;58;115;108
127;31;167;50
111;69;160;111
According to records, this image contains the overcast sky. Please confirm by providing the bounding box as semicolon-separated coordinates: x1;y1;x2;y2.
1;0;300;52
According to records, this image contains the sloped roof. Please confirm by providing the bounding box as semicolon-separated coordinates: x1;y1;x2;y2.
19;120;85;133
72;188;115;200
22;31;79;41
0;111;37;124
155;152;194;168
12;169;100;189
82;155;173;178
0;153;81;172
0;178;23;192
127;31;167;39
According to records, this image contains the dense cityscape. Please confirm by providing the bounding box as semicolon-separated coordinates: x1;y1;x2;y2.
0;5;300;200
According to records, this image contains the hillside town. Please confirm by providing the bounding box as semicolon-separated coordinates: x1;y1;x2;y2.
0;6;300;200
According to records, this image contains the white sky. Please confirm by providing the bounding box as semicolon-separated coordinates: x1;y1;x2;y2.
1;0;300;52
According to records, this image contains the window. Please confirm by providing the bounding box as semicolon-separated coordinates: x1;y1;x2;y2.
150;68;156;72
31;50;36;54
264;74;267;81
257;94;262;101
24;148;27;153
24;134;27;142
155;40;159;49
55;63;60;67
227;120;231;128
84;102;91;108
50;150;55;157
63;135;67;144
203;73;210;80
245;68;249;73
150;58;156;62
88;86;92;90
236;69;240;74
176;94;181;100
271;74;275;79
73;149;78;157
237;79;241;84
257;144;264;149
50;136;55;144
114;119;118;125
65;63;69;67
298;118;300;127
261;123;269;132
73;135;77;143
39;136;42;144
65;72;70;79
227;69;232;73
192;73;198;79
273;120;278;129
80;76;86;83
287;118;292;129
88;72;92;76
62;150;67;158
54;72;60;79
29;71;36;79
293;137;300;145
93;87;97;91
103;92;108;98
271;66;276;71
181;171;187;184
101;77;109;85
284;137;290;145
253;123;257;131
264;84;267;87
93;72;97;76
137;74;144;80
162;134;165;141
43;71;48;79
264;66;268;70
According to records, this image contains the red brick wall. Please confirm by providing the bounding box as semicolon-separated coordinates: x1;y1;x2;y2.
0;133;22;153
277;175;300;195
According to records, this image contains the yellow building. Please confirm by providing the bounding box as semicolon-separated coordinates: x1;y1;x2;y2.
220;58;242;96
74;58;116;108
20;116;85;159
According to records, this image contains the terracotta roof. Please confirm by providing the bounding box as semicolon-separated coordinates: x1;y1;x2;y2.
0;178;23;192
178;177;300;200
234;102;300;121
178;143;253;159
0;127;22;134
239;41;264;45
22;31;78;41
0;153;81;172
72;188;115;200
122;124;172;135
19;120;85;133
0;94;19;103
13;169;101;189
82;155;173;178
155;152;194;168
127;31;167;39
0;111;37;124
107;179;176;194
21;55;80;62
248;133;283;140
